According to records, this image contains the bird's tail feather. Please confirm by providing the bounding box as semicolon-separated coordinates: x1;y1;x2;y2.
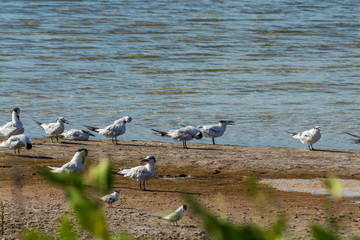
344;132;360;139
84;125;99;133
151;129;168;137
286;131;299;138
31;118;43;127
48;166;62;173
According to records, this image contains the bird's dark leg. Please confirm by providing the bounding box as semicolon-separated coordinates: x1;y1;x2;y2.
139;182;142;190
51;137;54;143
212;137;215;145
111;138;115;145
143;181;146;191
115;137;118;145
14;150;17;156
183;141;188;149
56;136;59;143
308;145;311;151
311;144;315;151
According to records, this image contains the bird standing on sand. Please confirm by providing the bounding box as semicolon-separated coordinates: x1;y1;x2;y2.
48;149;88;173
0;134;32;156
85;116;132;145
160;205;187;226
287;126;323;150
114;155;156;191
198;120;234;145
151;126;202;149
0;107;24;138
92;190;120;207
32;117;69;142
344;132;360;144
61;129;95;141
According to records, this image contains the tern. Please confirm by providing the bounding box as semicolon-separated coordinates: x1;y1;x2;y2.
198;120;234;145
114;155;156;191
160;205;187;226
85;116;132;145
0;107;24;138
0;134;32;156
32;117;69;142
48;149;88;174
287;126;323;150
92;190;120;207
151;125;202;149
61;129;95;141
344;132;360;144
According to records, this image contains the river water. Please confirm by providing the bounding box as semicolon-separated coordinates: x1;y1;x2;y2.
0;1;359;149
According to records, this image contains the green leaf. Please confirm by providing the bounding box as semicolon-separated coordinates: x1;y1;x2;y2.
311;224;338;240
21;228;53;240
58;217;77;240
67;186;109;240
182;194;286;240
88;158;112;195
324;174;342;199
39;168;85;190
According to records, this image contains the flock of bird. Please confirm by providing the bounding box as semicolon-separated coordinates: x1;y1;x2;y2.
0;107;237;225
0;107;359;225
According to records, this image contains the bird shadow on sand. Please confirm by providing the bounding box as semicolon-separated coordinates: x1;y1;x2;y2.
116;187;200;195
59;141;89;145
13;154;54;159
311;149;350;153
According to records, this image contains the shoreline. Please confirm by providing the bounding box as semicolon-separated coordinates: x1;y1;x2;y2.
1;137;360;239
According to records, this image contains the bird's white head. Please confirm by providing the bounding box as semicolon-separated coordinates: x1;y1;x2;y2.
182;205;187;211
115;190;120;194
57;117;70;124
122;116;132;123
140;155;156;164
313;126;323;131
77;148;88;163
219;120;234;126
195;131;203;139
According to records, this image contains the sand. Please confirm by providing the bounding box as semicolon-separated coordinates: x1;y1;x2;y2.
1;137;360;239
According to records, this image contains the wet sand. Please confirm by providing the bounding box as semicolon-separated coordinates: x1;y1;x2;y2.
1;137;360;239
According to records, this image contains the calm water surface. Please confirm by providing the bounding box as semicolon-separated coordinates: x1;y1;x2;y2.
0;1;359;149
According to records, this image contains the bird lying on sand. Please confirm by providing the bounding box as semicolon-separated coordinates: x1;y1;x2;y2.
151;126;202;149
159;205;187;226
48;149;88;173
287;126;323;151
85;116;132;145
32;117;69;142
114;155;156;191
0;134;32;156
198;120;234;145
92;190;120;207
0;107;24;138
61;129;95;141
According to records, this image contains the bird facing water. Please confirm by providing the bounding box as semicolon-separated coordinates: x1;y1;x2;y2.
32;117;69;142
85;116;132;145
198;120;234;145
0;134;32;156
0;107;24;138
151;125;202;149
114;155;156;191
287;126;323;151
48;149;88;174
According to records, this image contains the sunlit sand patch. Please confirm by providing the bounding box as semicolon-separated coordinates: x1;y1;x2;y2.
259;178;360;198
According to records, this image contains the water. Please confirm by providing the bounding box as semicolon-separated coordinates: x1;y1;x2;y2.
0;1;359;149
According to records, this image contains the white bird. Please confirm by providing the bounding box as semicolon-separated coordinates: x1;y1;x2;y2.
92;190;120;207
32;117;69;142
151;125;202;149
198;120;234;145
287;126;323;151
114;155;156;191
61;129;95;141
160;205;187;226
344;132;360;144
0;134;32;156
48;149;88;173
85;116;132;145
0;107;24;138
